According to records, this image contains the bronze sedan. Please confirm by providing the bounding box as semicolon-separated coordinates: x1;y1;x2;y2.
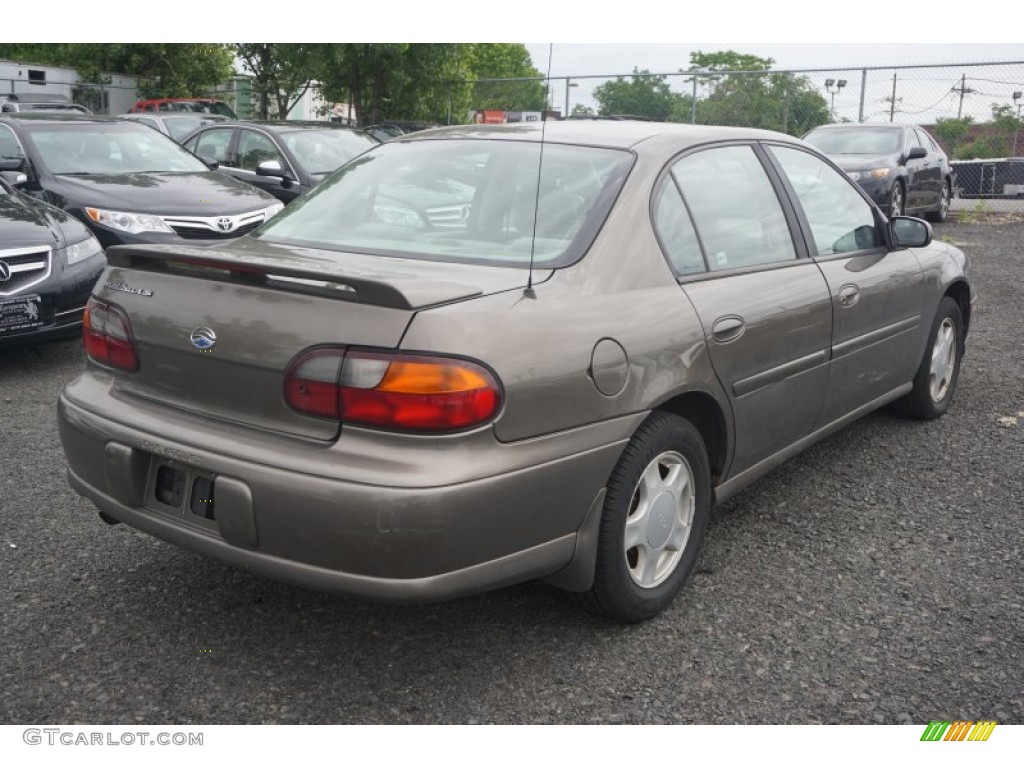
58;122;971;622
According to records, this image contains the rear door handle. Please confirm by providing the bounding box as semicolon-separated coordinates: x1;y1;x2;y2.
712;315;745;342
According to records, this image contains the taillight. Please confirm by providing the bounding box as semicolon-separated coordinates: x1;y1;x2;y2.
83;297;139;371
284;348;344;419
283;348;503;432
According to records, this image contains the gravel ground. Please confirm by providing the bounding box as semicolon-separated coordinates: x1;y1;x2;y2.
1;219;1021;725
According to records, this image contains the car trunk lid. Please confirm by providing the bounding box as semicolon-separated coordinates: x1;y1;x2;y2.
95;243;542;440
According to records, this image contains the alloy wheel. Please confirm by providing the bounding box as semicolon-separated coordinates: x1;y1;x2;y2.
929;317;957;402
623;450;695;589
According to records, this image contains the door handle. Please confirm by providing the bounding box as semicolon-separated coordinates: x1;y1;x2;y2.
838;284;860;308
712;315;745;342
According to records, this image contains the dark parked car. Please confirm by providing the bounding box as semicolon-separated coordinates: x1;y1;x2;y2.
119;112;229;143
363;121;442;142
59;122;971;622
0;174;104;346
803;122;954;221
0;114;283;248
181;121;379;203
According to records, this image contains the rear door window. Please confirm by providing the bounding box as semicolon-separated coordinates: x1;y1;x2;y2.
652;177;706;277
189;128;234;166
669;145;796;272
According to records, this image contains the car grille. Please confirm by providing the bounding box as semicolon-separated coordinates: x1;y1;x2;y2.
0;246;52;297
170;220;264;240
160;210;268;240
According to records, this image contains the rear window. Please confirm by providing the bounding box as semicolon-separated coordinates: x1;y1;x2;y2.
254;139;633;269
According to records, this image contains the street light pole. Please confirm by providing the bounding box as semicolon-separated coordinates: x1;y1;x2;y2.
825;78;847;121
1013;91;1022;157
564;77;578;119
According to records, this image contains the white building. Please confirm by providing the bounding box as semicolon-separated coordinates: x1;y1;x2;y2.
0;58;139;114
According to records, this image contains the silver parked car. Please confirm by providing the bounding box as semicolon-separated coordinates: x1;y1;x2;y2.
58;122;972;622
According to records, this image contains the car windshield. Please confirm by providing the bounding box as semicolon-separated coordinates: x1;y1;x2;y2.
163;115;225;141
255;139;633;269
804;127;903;155
23;123;209;174
279;129;378;174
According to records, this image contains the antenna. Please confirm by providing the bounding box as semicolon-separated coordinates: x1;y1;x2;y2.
524;43;554;300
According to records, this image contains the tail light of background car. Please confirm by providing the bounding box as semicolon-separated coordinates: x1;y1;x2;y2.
83;297;139;371
284;348;502;432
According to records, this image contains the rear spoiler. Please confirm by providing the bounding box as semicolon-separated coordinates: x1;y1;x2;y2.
106;244;486;311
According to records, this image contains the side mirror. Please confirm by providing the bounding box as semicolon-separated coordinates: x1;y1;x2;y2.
0;170;28;187
199;155;220;171
0;157;24;172
256;159;287;178
891;216;932;248
906;146;927;161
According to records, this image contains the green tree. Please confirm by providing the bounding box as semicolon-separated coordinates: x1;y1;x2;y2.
933;116;974;157
466;44;546;112
315;44;475;126
235;44;321;120
593;69;686;121
687;50;829;136
955;104;1023;159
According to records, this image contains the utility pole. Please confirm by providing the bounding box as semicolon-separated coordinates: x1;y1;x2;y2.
953;74;975;119
890;72;897;122
858;69;867;123
690;70;698;124
1013;91;1022;157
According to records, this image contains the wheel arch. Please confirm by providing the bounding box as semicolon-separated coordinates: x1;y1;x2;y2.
653;390;728;485
945;279;972;338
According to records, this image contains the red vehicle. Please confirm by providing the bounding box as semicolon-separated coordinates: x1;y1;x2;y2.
128;98;237;119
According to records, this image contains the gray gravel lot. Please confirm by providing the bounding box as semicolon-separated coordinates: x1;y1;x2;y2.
1;219;1021;725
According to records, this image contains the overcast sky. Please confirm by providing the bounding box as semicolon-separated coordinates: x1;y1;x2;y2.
519;44;1024;124
524;44;1024;77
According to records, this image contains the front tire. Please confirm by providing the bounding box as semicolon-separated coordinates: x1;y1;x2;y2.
581;412;711;623
895;296;963;419
889;181;905;217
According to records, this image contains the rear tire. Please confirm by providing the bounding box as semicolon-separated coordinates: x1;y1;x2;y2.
579;412;711;623
926;181;950;223
894;296;963;419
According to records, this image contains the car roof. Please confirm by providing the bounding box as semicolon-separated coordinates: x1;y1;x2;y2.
809;122;916;130
121;113;226;121
201;120;365;133
136;97;223;103
400;121;802;153
0;113;131;124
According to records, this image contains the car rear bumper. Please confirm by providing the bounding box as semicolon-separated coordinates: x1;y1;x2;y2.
58;383;637;602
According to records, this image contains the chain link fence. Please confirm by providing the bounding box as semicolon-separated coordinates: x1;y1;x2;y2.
465;61;1024;208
